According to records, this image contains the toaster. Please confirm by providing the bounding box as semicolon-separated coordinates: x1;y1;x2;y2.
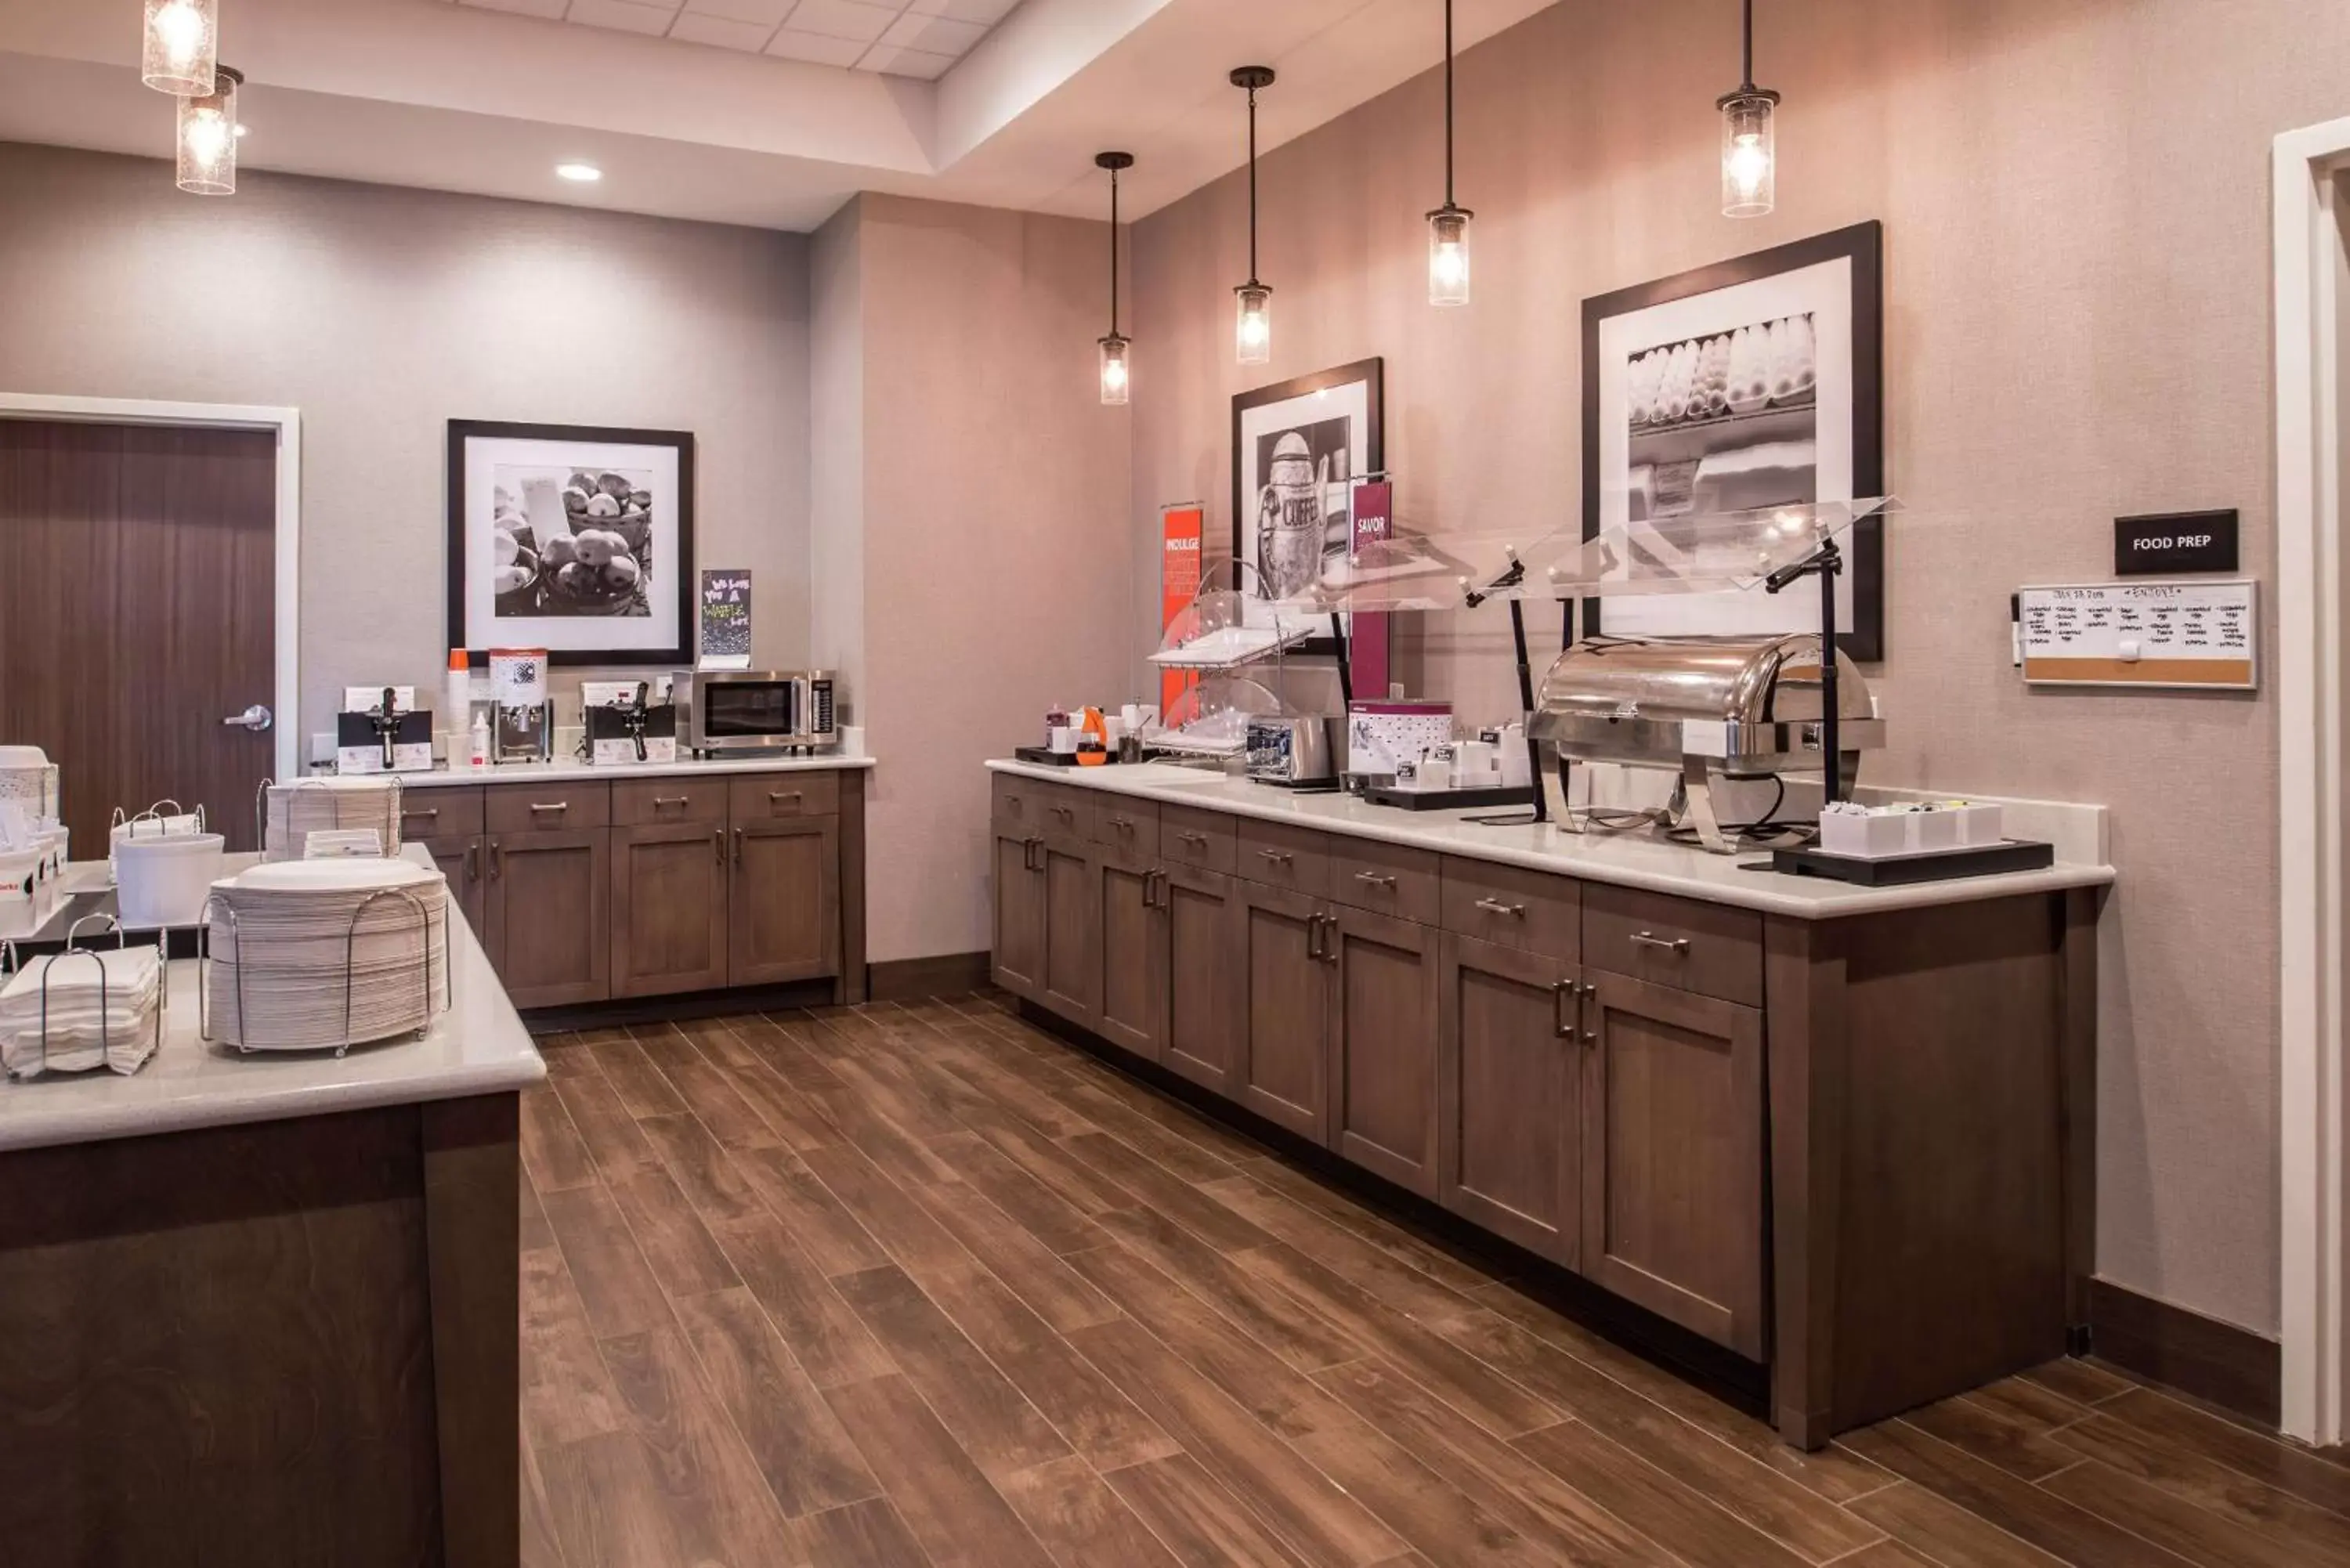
1245;716;1342;787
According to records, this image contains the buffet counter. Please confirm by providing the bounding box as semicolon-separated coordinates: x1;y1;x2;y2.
983;757;2110;1451
389;750;874;787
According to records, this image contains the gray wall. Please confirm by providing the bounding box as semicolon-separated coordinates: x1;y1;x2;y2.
0;143;812;739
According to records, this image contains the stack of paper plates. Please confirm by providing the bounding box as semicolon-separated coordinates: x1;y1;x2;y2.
0;947;163;1078
204;858;448;1053
261;778;404;863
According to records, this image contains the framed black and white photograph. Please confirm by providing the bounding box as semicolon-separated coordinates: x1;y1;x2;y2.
446;421;696;665
1231;358;1383;633
1582;222;1884;658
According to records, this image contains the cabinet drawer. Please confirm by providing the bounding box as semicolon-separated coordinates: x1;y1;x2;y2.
1330;838;1439;925
1160;804;1236;874
992;774;1056;835
1583;883;1762;1006
730;771;841;822
397;788;482;841
1235;818;1330;897
1090;797;1159;858
485;782;610;834
1441;858;1580;962
615;776;727;826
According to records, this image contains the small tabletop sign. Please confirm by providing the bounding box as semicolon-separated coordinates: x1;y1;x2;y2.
2114;509;2237;576
698;569;752;671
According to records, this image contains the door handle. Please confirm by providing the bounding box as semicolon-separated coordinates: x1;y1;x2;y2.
403;807;440;823
1354;871;1397;891
1150;869;1170;909
1629;931;1691;956
465;844;479;883
1024;835;1044;873
1553;978;1576;1037
714;827;726;865
1321;912;1341;964
529;802;570;816
221;703;273;732
1473;897;1524;918
1257;849;1294;867
653;795;691;809
768;790;803;807
734;827;746;865
490;840;503;880
1176;830;1208;847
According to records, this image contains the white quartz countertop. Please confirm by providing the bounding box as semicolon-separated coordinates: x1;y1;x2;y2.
0;847;544;1154
986;760;2115;919
372;753;873;789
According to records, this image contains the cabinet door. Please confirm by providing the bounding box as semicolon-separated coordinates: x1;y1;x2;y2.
1236;881;1329;1141
1162;863;1242;1097
1037;839;1100;1025
730;817;841;986
1439;934;1580;1264
613;820;730;999
992;833;1046;998
421;833;486;937
486;829;610;1009
1329;905;1441;1196
1582;967;1765;1357
1094;851;1165;1061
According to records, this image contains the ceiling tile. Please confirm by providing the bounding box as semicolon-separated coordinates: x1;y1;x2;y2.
565;0;679;37
879;11;985;55
783;0;898;45
906;0;1018;23
763;27;870;67
460;0;571;18
859;42;956;79
684;0;794;25
668;11;775;49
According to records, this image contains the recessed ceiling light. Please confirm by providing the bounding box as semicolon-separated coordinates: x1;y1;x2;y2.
555;163;602;182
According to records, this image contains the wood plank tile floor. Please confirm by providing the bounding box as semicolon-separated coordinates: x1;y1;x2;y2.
519;995;2350;1567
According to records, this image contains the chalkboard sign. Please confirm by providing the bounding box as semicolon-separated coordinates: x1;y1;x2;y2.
2018;579;2257;690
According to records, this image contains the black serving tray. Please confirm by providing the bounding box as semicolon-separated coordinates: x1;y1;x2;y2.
1364;784;1538;812
1766;839;2055;887
1012;746;1115;767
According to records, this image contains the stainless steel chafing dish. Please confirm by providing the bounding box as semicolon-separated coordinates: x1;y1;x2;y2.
1528;633;1884;853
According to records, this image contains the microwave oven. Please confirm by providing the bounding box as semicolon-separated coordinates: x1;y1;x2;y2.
685;670;839;755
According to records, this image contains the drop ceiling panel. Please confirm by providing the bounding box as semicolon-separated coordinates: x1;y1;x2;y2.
452;0;1018;77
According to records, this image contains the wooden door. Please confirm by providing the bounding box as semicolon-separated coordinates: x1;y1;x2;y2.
1439;934;1580;1263
1582;968;1766;1357
1162;862;1242;1097
486;829;610;1008
421;834;486;937
1236;881;1330;1141
613;820;730;998
1037;839;1099;1025
992;833;1045;998
1328;905;1441;1196
729;817;841;986
0;420;277;852
1094;849;1165;1061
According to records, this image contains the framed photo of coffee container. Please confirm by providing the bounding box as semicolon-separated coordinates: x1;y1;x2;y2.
1582;223;1884;659
1231;358;1383;640
446;420;696;666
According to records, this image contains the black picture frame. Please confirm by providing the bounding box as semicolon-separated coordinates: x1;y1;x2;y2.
446;420;697;667
1580;222;1885;660
1231;358;1385;648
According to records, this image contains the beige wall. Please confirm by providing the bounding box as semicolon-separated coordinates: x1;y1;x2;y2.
1129;0;2350;1337
0;143;812;739
819;193;1137;963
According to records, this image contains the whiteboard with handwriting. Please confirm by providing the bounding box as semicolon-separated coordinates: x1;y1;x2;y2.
2018;580;2257;690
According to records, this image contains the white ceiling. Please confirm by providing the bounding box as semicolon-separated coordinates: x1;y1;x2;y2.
0;0;1559;231
451;0;1024;81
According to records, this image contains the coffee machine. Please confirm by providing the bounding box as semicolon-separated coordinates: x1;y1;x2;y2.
489;649;555;764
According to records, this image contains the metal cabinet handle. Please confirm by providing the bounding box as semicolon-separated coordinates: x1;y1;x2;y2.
1141;868;1168;909
403;807;440;822
1305;912;1325;961
1050;804;1076;822
490;841;503;880
1553;978;1575;1037
1110;815;1135;833
1354;871;1397;890
733;827;745;865
1023;835;1044;873
464;844;479;883
1629;931;1691;955
1473;897;1525;918
1177;831;1209;847
1258;849;1294;866
1582;1028;1599;1044
653;794;691;808
714;828;726;865
1153;869;1170;908
768;790;803;805
529;802;569;815
1323;912;1342;965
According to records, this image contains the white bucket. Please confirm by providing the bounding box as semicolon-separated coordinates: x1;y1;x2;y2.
114;832;226;927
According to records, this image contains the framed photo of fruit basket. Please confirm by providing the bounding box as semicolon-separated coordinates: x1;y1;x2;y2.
1581;222;1884;659
446;420;696;666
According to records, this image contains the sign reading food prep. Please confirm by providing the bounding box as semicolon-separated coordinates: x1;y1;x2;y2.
699;569;753;670
2113;509;2239;576
2019;580;2257;690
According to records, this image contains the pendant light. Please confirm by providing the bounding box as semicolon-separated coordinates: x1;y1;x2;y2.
1426;0;1472;307
1096;152;1133;406
1718;0;1779;218
1231;66;1275;367
142;0;218;96
177;65;241;196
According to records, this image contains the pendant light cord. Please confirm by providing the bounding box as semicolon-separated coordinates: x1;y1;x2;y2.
1444;0;1455;208
1741;0;1755;92
1246;83;1260;284
1108;164;1120;335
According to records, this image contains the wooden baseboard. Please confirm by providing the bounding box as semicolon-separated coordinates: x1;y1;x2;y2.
2088;1277;2280;1426
866;952;993;1003
521;979;838;1033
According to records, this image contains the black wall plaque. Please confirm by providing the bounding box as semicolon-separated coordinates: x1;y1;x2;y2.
2115;510;2238;575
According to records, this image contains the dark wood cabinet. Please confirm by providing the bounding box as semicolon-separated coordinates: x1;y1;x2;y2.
1235;881;1330;1142
992;833;1046;996
1093;850;1166;1060
1437;934;1581;1264
730;816;841;986
1582;967;1766;1359
1327;905;1440;1198
613;820;731;999
485;827;610;1009
1161;863;1242;1097
420;833;486;936
1037;838;1099;1025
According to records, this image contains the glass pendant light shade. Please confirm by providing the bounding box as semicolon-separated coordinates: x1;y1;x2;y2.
1719;89;1778;217
1427;207;1472;307
1235;284;1273;367
177;66;240;196
143;0;218;96
1098;334;1131;406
